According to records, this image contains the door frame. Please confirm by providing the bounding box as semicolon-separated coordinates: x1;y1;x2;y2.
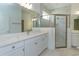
54;14;68;48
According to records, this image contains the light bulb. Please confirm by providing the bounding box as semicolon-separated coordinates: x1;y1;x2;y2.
75;11;79;14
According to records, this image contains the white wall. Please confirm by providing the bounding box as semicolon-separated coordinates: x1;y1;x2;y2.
22;11;33;31
69;4;79;48
51;6;71;14
67;28;72;48
49;15;54;27
70;4;79;30
48;28;55;50
32;3;41;15
32;3;50;18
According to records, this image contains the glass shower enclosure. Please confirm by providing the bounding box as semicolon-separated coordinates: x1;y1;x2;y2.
33;14;70;48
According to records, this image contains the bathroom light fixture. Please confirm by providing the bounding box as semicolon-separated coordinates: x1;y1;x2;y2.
75;11;79;14
32;19;37;21
42;11;49;20
20;3;32;9
0;0;29;3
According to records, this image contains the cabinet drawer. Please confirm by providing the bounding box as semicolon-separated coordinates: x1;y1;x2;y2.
72;34;79;37
14;41;24;49
0;41;24;55
72;33;79;47
72;34;79;40
0;44;15;55
25;37;42;56
25;34;48;56
0;47;24;56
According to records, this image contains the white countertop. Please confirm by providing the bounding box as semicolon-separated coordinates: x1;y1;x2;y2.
71;30;79;33
0;31;48;48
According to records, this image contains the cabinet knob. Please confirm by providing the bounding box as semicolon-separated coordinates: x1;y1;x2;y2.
23;48;24;51
35;42;38;45
12;46;15;49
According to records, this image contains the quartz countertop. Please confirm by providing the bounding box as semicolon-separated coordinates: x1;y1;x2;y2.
0;31;48;48
71;30;79;33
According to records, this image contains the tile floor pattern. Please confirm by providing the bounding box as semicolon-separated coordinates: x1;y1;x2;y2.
40;48;79;56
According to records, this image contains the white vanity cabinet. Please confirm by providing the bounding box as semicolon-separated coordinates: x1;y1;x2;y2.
0;41;24;56
72;33;79;47
16;47;24;56
25;37;40;56
3;47;24;56
0;33;48;56
25;33;48;56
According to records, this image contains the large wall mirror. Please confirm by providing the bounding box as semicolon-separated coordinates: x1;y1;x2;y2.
0;3;38;34
32;11;55;27
0;3;71;35
0;3;22;34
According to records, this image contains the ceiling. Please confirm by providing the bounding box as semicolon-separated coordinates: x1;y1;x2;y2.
42;3;70;11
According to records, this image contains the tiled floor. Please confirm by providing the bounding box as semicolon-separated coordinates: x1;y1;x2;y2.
40;48;79;56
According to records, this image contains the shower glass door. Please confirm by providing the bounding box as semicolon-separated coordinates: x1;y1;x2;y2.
55;15;67;48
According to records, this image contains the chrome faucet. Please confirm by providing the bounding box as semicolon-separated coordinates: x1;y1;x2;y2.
26;29;32;35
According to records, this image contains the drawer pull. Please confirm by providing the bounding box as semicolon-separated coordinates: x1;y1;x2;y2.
35;42;38;45
12;46;15;49
23;48;24;51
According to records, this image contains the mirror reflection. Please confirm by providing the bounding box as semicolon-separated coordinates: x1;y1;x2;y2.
0;3;37;34
0;3;22;34
0;3;71;34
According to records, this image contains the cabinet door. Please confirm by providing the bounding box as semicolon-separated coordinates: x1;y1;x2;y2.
1;47;24;56
0;49;17;56
25;40;30;56
37;34;48;55
17;47;24;56
25;38;39;56
29;38;38;56
35;36;44;55
72;34;79;46
6;50;17;56
25;34;48;56
4;47;24;56
42;34;48;48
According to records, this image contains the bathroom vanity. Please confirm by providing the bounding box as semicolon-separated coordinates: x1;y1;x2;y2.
71;30;79;47
0;31;48;56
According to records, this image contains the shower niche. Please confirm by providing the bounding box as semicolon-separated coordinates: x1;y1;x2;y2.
74;19;79;30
